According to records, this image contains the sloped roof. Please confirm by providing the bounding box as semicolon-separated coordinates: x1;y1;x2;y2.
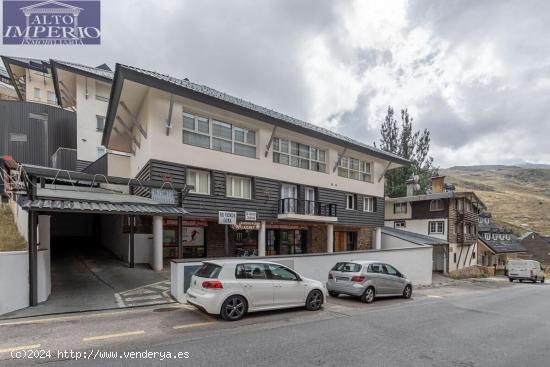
106;63;410;166
478;235;526;254
51;59;114;82
381;227;448;246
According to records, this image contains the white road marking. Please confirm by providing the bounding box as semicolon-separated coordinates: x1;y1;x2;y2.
83;330;145;342
124;294;163;302
0;344;41;354
173;321;214;330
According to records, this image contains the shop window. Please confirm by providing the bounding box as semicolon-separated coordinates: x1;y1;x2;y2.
187;169;210;195
235;230;257;257
226;175;252;199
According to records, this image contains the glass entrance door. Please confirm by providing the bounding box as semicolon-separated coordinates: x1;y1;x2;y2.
281;184;298;213
304;187;315;215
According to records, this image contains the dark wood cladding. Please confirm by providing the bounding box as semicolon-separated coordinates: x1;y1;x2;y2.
142;159;383;226
0;100;76;167
411;199;449;220
51;148;76;171
83;154;108;175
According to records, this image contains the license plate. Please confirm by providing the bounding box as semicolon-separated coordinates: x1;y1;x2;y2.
335;277;349;282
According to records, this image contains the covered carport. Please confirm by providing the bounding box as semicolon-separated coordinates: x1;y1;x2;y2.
12;164;191;315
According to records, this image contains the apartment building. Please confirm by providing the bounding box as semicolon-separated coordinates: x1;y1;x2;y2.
88;64;410;261
385;176;486;273
477;212;526;268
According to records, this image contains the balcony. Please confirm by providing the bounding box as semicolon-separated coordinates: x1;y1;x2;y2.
278;198;338;222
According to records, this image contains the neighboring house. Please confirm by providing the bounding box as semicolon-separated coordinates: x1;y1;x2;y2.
519;232;550;265
0;66;17;101
1;56;57;105
385;176;486;273
477;212;526;267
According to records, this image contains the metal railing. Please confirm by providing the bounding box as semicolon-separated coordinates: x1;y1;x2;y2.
279;198;337;217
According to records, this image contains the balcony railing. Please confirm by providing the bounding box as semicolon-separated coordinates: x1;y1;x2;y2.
279;198;337;217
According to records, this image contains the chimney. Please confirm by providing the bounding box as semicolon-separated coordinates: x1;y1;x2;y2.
431;176;446;193
406;179;415;196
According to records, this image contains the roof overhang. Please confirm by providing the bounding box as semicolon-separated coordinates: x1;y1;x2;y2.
103;64;410;166
1;56;50;101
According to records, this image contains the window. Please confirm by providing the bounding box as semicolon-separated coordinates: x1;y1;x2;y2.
368;263;383;273
195;263;222;278
47;91;57;104
363;197;374;212
506;234;511;240
187;169;210;195
182;112;257;158
383;264;399;277
273;138;326;172
235;263;267;279
96;115;105;131
484;233;490;240
429;221;444;234
96;146;106;157
454;253;457;263
226;175;252;199
332;262;362;272
492;233;497;240
346;194;355;210
394;221;406;229
9;133;27;142
267;264;300;281
337;155;371;182
472;251;476;259
393;202;407;214
429;199;444;211
33;88;40;99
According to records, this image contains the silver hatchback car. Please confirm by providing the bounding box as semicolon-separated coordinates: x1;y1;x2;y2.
326;261;412;303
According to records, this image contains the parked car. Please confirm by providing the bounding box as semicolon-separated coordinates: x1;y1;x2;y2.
507;259;545;283
326;261;412;303
187;260;326;321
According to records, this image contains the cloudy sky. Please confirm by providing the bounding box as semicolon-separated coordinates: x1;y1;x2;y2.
2;0;550;168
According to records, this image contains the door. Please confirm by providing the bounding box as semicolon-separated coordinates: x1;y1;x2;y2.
334;232;347;252
382;264;406;294
235;263;274;308
267;264;306;305
281;184;297;213
304;187;315;215
369;263;390;295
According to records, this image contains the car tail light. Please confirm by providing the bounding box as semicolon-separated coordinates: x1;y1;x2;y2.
351;275;366;282
202;280;223;289
328;272;333;280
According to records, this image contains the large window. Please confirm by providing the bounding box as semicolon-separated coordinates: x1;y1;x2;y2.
226;175;252;199
187;169;210;195
272;138;326;172
393;202;407;214
337;155;371;182
182;112;256;158
429;221;444;234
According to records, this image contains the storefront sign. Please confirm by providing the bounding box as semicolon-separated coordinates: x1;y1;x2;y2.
164;219;208;227
231;221;261;231
218;211;237;225
266;223;309;230
245;211;257;221
151;188;177;205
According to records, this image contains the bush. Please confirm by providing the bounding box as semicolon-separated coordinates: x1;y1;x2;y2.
449;265;488;279
0;206;27;252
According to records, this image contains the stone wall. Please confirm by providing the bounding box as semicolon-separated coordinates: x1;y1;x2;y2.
357;227;374;250
310;225;327;253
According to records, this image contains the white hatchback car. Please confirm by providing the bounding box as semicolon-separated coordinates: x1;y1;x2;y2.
186;260;326;321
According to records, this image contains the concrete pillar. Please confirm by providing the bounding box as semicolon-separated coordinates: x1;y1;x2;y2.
38;215;50;250
374;227;382;250
327;224;334;253
153;216;163;271
258;221;266;257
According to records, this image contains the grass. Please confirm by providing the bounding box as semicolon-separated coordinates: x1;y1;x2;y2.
443;166;550;235
0;205;27;252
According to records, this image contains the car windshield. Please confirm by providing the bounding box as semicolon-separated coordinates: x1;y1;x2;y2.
194;263;222;278
332;262;362;272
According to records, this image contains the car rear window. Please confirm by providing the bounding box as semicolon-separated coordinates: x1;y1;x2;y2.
194;263;222;278
332;262;362;272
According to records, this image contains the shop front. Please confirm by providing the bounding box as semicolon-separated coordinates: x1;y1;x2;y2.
266;223;309;255
163;219;207;259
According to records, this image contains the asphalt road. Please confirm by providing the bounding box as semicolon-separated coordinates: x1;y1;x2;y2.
1;280;549;366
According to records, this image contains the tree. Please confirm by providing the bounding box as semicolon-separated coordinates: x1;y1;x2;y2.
378;106;438;197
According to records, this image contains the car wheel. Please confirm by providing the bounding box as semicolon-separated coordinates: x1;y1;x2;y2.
542;277;546;284
509;278;513;282
519;279;523;283
402;285;412;299
220;295;247;321
328;291;339;298
533;277;537;283
305;289;323;311
361;287;375;304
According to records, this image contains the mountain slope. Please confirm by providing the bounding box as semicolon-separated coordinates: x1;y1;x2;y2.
441;165;550;235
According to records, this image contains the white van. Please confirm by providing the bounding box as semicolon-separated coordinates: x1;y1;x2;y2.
507;260;545;283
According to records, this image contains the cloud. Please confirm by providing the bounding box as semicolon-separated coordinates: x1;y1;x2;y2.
2;0;549;167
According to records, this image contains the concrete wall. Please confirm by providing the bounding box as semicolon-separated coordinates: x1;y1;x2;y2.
171;245;433;303
0;249;50;315
100;215;153;265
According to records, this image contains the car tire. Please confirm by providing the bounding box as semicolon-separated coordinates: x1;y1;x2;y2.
220;295;247;321
519;279;523;283
542;278;546;284
305;289;323;311
328;291;339;298
402;285;412;299
361;287;375;304
508;278;513;282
